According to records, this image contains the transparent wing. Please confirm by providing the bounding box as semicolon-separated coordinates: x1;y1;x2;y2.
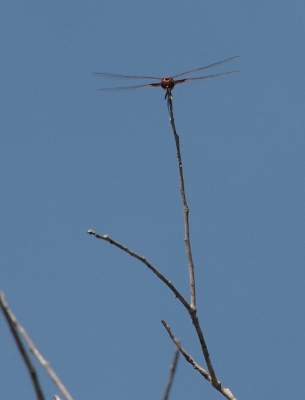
174;71;239;86
172;56;239;78
93;72;162;80
98;82;162;92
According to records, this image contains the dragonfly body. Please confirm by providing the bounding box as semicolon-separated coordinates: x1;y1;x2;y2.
94;56;239;98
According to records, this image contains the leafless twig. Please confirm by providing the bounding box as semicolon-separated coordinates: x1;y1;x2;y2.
0;292;46;400
88;94;238;399
161;320;238;400
161;319;209;380
87;230;190;311
167;94;196;311
162;345;180;400
0;292;74;400
167;94;221;387
88;230;224;391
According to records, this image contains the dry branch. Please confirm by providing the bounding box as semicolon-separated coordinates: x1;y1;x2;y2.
167;95;196;311
88;93;239;400
88;229;237;398
0;292;74;400
161;319;210;380
166;95;222;387
87;230;190;311
162;345;180;400
0;291;46;400
161;320;238;400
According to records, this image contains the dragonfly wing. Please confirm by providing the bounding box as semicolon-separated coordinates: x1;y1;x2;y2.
172;56;239;78
98;82;162;92
174;71;238;86
93;72;161;80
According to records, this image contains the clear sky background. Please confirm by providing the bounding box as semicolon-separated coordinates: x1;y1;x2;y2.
1;2;305;400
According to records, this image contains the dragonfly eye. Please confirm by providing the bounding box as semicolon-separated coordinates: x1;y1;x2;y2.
161;78;175;90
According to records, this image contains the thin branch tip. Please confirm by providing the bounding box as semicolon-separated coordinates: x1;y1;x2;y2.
87;231;191;310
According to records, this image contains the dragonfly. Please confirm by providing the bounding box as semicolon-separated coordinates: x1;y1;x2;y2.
93;56;238;99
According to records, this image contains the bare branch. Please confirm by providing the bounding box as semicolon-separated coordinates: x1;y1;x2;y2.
166;96;222;387
87;230;221;388
0;292;74;400
162;345;180;400
88;94;238;400
161;320;238;400
190;310;218;386
87;230;190;311
0;292;46;400
161;319;210;380
167;95;196;311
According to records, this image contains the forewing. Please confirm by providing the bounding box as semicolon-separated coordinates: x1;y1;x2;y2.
93;72;161;80
172;56;239;78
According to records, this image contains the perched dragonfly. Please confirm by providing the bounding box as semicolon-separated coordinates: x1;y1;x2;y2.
94;56;238;99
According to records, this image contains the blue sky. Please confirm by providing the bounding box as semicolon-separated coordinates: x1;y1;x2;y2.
1;2;305;399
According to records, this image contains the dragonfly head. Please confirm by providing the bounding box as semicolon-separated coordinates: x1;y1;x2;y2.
161;77;175;91
162;78;175;100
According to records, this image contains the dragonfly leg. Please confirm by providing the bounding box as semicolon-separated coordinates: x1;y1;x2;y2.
165;88;173;100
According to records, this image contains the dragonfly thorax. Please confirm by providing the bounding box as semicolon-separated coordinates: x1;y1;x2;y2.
161;77;175;91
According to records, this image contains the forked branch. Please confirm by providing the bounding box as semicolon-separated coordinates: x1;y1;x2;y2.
167;95;219;387
88;94;237;399
161;320;238;400
161;319;210;380
88;230;224;391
